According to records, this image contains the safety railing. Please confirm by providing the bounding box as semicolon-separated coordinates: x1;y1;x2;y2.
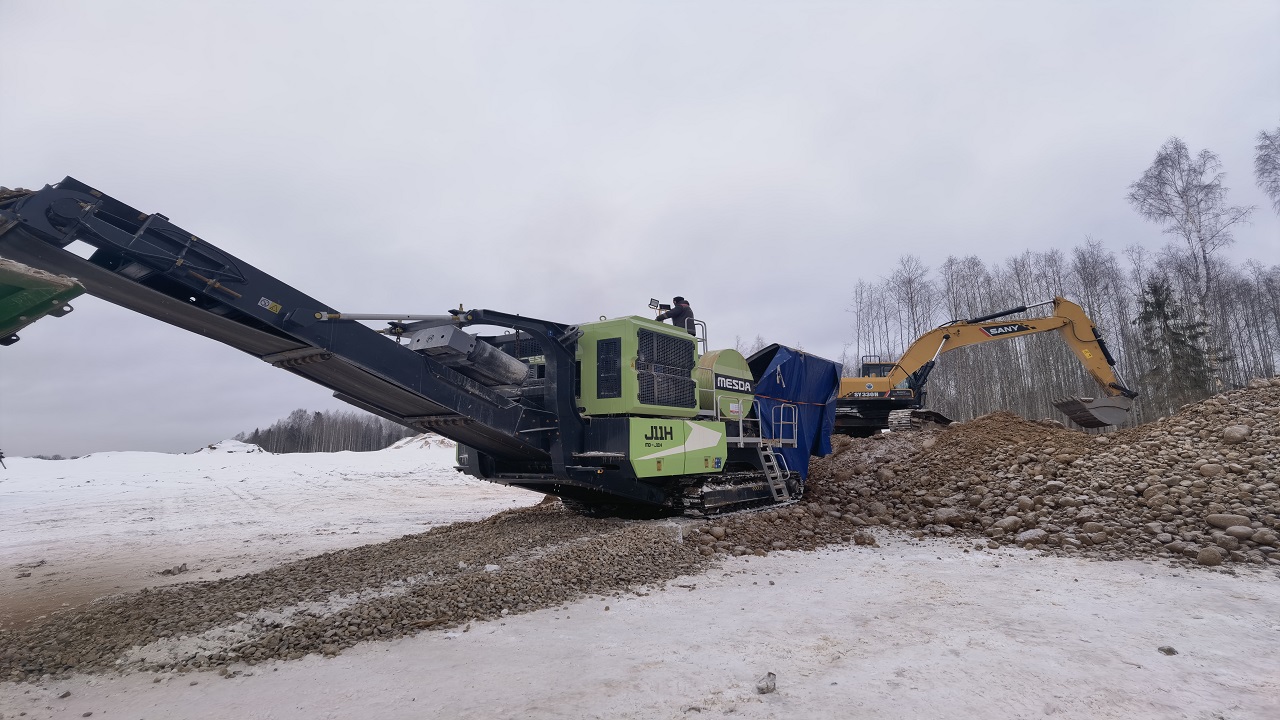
687;318;708;355
695;386;751;418
763;402;799;448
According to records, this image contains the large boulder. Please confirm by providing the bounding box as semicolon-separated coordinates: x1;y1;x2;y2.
1197;547;1225;566
1015;529;1048;546
1205;514;1251;529
932;508;966;527
1222;425;1251;444
994;516;1022;533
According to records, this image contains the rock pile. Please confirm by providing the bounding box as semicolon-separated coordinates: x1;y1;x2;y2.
691;378;1279;566
0;187;32;203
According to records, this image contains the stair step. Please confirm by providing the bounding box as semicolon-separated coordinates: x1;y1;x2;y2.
759;448;790;502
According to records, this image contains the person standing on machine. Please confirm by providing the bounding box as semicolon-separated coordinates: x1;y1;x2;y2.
656;296;696;335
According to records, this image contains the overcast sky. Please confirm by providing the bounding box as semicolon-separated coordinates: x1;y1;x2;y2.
1;1;1277;456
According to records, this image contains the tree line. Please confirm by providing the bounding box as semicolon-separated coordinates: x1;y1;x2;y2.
235;408;417;453
842;125;1280;426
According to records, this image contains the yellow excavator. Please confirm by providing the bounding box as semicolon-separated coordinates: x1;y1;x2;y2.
835;296;1138;435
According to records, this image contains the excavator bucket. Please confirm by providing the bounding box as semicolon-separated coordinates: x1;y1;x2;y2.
0;257;85;345
1052;395;1133;429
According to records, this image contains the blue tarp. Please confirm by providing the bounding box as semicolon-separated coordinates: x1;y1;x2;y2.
747;344;842;479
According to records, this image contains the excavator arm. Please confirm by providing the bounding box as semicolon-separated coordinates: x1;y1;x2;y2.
839;297;1137;429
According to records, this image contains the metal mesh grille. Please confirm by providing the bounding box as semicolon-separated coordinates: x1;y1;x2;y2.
596;337;622;399
637;329;695;372
513;337;542;359
638;372;696;407
636;329;696;407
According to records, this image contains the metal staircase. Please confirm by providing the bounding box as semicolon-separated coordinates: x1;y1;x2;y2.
759;447;791;502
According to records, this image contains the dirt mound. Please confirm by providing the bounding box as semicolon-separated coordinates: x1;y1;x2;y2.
685;380;1278;565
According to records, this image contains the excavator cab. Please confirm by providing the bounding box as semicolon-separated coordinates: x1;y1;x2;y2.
859;356;896;378
859;357;913;390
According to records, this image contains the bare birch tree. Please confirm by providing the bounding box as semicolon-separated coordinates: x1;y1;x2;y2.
1256;123;1280;215
889;255;936;347
1127;138;1254;320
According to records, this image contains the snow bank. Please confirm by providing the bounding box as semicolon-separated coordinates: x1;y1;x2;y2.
193;439;266;454
0;441;538;626
386;433;455;450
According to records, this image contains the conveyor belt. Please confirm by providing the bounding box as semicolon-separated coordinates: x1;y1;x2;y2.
0;178;549;462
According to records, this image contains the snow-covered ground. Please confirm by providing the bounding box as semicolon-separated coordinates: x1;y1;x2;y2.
2;442;1278;719
0;437;538;627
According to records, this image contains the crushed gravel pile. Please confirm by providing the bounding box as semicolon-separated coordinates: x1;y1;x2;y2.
689;378;1279;567
1;505;705;681
0;187;32;203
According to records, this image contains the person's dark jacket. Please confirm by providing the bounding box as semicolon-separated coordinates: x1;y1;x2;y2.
656;302;696;335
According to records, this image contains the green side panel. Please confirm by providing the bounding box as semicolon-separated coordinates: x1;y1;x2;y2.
629;418;687;477
0;259;85;342
629;419;727;478
576;316;700;418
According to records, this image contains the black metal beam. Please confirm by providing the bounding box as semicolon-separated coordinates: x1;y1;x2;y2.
964;304;1028;324
457;308;586;476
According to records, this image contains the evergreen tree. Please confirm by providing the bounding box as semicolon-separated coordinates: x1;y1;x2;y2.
1133;278;1215;412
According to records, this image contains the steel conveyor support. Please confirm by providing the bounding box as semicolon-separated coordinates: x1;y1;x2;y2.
0;177;561;462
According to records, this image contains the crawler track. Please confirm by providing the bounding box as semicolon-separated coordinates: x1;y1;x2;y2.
677;470;803;517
